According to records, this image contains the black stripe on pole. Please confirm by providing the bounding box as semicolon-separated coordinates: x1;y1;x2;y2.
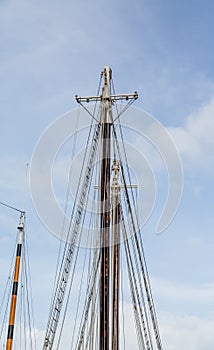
7;325;14;340
16;244;22;257
12;282;18;296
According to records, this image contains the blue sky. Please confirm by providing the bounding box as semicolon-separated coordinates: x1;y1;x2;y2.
0;0;214;349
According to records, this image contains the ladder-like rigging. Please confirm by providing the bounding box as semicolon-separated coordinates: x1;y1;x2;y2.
43;123;101;349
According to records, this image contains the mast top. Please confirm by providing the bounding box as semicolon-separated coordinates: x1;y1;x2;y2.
75;66;138;106
102;66;112;99
17;211;25;231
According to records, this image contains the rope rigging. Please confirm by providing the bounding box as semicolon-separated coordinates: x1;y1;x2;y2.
43;121;101;350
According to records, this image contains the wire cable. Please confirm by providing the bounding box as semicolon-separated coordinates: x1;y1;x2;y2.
0;201;23;213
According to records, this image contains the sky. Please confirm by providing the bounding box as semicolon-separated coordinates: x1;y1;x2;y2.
0;0;214;349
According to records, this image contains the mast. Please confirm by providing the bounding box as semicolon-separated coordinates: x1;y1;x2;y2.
40;66;164;349
99;66;112;350
76;66;138;350
41;67;138;349
6;211;25;350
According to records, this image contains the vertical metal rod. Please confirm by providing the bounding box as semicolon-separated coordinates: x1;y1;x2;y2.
6;211;25;350
100;66;112;350
111;160;120;350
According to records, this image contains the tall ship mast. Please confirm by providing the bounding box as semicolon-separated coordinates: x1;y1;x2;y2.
6;211;25;350
42;66;163;350
0;202;36;350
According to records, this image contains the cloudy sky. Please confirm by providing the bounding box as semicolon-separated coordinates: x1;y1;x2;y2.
0;0;214;349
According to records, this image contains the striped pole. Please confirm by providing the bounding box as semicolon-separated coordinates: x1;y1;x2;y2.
6;211;25;350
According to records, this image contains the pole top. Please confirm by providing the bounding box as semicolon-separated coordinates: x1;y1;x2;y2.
17;211;25;231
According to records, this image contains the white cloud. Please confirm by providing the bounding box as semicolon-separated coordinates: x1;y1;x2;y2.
153;277;214;304
150;278;214;349
169;97;214;170
160;313;214;350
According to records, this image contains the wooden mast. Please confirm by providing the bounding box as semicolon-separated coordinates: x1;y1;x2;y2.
6;211;25;350
75;67;138;350
100;66;112;350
